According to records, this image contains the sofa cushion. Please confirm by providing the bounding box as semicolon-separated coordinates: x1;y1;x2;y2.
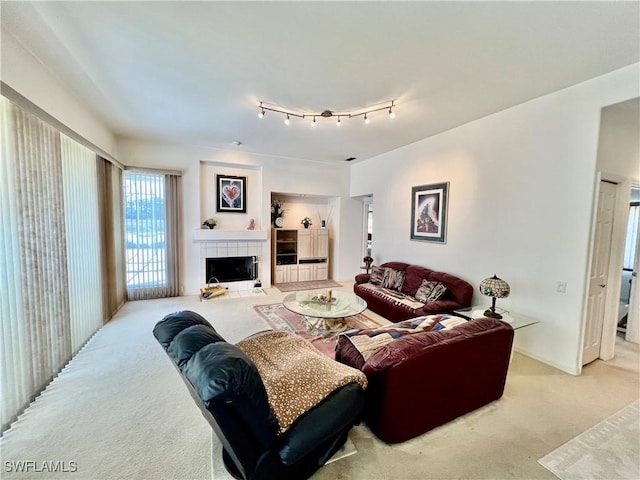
381;268;405;291
168;324;226;368
400;265;434;297
414;280;436;303
153;310;215;348
370;266;386;285
183;341;278;448
425;282;447;303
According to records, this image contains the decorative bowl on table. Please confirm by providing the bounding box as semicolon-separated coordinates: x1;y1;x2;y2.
311;295;337;304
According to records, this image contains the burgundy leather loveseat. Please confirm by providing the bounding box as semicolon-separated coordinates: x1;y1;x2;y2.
336;317;514;443
354;261;473;322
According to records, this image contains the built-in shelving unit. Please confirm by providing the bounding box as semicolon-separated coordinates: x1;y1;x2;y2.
272;228;329;284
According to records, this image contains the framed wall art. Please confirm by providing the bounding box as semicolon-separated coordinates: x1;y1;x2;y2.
216;175;246;213
410;182;449;243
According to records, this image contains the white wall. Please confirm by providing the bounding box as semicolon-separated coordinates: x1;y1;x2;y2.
117;140;362;294
350;64;640;374
1;32;118;159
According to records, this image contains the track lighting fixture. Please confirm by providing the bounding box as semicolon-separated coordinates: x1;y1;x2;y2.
256;100;397;126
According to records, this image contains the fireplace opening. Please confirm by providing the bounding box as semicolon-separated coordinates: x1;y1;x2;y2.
206;256;257;283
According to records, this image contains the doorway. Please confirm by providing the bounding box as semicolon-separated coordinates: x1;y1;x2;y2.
362;196;373;260
583;181;617;365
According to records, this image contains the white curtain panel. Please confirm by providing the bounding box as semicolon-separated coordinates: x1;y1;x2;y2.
61;134;104;352
0;98;110;433
0;97;71;432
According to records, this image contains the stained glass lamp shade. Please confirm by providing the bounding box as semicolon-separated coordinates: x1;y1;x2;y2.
479;275;511;319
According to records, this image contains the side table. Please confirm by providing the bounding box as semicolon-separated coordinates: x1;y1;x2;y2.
453;306;539;331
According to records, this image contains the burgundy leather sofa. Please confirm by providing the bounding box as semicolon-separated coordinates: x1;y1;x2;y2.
335;317;514;443
354;261;473;322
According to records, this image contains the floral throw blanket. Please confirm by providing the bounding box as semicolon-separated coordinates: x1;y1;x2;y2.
341;314;468;362
236;331;367;433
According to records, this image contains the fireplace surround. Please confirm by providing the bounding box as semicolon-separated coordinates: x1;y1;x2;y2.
206;256;257;283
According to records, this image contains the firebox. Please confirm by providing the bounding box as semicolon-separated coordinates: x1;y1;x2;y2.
206;256;257;283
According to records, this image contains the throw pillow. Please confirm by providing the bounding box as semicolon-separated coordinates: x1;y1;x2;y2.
414;279;437;303
381;268;405;291
369;266;386;285
424;282;447;304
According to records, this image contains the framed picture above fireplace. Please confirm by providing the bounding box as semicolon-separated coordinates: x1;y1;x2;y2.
216;175;246;213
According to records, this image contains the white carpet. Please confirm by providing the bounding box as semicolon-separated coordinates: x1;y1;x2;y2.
2;291;638;480
538;400;640;480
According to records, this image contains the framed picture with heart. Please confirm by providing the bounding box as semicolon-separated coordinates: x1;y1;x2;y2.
216;174;246;213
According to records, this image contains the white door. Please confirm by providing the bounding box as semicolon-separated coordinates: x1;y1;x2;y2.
583;181;617;365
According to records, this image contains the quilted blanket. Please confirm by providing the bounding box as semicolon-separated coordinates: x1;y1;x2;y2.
341;314;467;362
236;330;367;433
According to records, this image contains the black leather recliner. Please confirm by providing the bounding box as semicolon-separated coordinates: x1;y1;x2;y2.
153;310;365;480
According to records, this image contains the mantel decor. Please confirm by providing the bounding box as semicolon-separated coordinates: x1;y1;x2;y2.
410;182;449;243
216;174;246;213
271;199;285;228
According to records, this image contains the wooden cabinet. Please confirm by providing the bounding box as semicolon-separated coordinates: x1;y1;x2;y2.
272;228;329;284
274;265;298;283
273;229;298;266
298;229;329;259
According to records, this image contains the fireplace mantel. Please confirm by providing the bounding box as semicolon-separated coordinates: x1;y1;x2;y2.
193;229;268;242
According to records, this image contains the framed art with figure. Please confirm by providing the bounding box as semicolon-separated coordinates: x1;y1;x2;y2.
216;175;246;213
411;182;448;243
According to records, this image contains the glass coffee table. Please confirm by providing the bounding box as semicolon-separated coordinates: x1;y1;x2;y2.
282;289;368;332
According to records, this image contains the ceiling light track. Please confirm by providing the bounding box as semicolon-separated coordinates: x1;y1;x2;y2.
258;100;396;125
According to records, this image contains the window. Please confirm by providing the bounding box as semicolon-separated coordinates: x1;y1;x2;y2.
623;202;639;271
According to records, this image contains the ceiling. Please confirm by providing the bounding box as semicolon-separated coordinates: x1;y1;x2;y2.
2;1;639;164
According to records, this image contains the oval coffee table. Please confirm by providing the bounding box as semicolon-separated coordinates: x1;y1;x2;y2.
282;289;368;334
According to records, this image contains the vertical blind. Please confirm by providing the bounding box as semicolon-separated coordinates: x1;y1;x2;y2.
1;96;121;433
61;135;103;352
124;171;181;300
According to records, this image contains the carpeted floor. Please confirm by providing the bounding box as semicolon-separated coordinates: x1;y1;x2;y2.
274;279;343;292
538;399;640;479
253;303;385;358
1;288;638;480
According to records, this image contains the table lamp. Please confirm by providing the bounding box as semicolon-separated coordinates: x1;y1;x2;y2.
479;274;510;319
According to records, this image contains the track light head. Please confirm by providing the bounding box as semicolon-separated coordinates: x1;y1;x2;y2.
284;114;290;125
364;113;370;124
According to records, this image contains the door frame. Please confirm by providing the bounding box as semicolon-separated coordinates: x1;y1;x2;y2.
581;173;634;369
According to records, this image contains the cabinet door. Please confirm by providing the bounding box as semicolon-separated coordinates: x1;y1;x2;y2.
314;264;328;281
298;264;311;282
274;266;285;284
285;265;298;283
314;230;329;258
298;229;312;258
